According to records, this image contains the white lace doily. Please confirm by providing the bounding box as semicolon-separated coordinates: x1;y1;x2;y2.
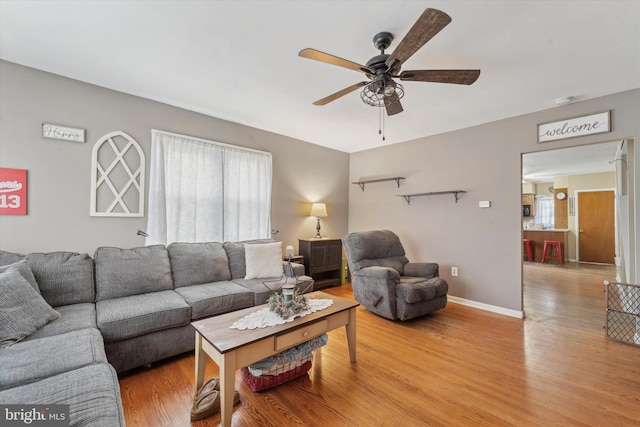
230;299;334;330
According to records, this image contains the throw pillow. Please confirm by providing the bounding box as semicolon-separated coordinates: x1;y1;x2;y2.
0;266;61;349
0;260;40;294
244;242;283;279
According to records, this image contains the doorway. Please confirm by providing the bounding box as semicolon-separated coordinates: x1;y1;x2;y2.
522;139;636;325
522;141;622;267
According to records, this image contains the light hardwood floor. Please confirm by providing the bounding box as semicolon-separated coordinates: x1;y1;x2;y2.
119;266;640;426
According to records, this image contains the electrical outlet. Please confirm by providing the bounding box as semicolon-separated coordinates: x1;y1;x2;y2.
451;267;458;277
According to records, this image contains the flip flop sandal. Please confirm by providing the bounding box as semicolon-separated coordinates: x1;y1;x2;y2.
190;389;241;421
196;378;220;398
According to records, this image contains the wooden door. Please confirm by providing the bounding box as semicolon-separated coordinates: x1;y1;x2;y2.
578;190;615;263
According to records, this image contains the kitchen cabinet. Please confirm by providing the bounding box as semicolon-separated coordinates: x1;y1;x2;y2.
522;229;569;263
522;194;535;217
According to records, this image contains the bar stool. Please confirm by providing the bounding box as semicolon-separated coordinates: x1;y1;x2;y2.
541;240;563;264
523;239;533;262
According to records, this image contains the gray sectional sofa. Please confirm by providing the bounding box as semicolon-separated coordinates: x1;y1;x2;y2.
0;239;313;427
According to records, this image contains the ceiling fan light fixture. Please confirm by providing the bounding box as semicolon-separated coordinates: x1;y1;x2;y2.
383;84;397;96
360;79;404;107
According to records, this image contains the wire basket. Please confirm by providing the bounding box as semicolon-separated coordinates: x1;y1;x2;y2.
604;281;640;347
242;334;328;391
242;359;313;392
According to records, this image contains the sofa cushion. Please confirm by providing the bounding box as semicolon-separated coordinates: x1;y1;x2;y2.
284;261;306;278
26;252;95;306
223;239;274;279
0;266;61;349
233;275;314;305
0;328;107;390
0;249;24;266
167;242;231;287
95;245;173;301
397;277;449;304
403;262;439;278
104;324;195;373
25;303;97;341
399;276;430;285
355;256;408;274
0;259;40;293
174;281;254;319
96;290;191;342
0;363;125;427
244;241;283;279
21;251;94;306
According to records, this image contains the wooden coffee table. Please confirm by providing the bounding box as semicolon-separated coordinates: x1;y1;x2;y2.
192;291;358;427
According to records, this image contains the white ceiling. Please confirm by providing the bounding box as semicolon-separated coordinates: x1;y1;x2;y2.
522;141;621;183
1;1;639;153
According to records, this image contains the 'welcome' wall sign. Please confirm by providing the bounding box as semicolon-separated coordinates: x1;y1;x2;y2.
537;111;610;143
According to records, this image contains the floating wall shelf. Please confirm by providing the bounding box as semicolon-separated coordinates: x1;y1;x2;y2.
397;190;466;205
352;177;405;191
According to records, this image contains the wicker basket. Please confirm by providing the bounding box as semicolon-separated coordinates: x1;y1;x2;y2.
241;360;312;392
242;334;327;391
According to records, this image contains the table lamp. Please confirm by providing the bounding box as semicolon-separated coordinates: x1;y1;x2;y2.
309;202;327;238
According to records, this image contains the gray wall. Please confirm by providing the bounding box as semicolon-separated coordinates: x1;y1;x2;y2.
0;60;350;255
2;59;638;315
349;88;639;314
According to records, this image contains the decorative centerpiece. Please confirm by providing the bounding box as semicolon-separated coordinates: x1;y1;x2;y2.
267;284;309;320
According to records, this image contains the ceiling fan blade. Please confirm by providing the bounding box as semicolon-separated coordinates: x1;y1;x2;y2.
384;94;404;116
399;69;480;85
385;8;452;70
299;48;373;74
313;82;368;106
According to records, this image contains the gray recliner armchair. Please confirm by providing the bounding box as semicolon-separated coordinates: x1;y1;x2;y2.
342;230;448;321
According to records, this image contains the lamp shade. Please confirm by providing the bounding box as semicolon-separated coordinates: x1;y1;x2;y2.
309;202;327;218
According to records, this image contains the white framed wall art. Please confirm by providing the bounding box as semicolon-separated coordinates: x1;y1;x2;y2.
90;131;145;217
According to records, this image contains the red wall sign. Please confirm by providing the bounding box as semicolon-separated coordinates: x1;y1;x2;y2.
0;168;28;215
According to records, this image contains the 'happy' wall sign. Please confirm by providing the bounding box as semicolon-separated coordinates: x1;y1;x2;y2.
42;123;86;143
537;111;610;143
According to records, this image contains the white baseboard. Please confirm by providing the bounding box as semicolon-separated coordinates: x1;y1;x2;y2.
448;296;524;319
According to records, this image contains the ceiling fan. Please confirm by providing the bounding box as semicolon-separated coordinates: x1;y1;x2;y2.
298;8;480;116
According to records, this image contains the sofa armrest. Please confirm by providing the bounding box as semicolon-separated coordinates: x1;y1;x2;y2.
350;266;400;320
353;266;401;281
404;262;439;279
283;261;305;277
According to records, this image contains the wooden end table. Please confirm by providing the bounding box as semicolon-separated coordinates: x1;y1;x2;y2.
192;291;358;427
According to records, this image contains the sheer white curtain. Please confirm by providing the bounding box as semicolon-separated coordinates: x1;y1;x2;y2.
534;196;554;228
146;130;272;245
614;141;628;283
612;141;639;343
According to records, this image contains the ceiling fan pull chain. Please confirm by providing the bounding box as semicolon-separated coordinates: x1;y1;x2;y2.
379;107;385;141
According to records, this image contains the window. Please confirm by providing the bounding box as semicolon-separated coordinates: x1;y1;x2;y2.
145;130;272;245
535;196;554;228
